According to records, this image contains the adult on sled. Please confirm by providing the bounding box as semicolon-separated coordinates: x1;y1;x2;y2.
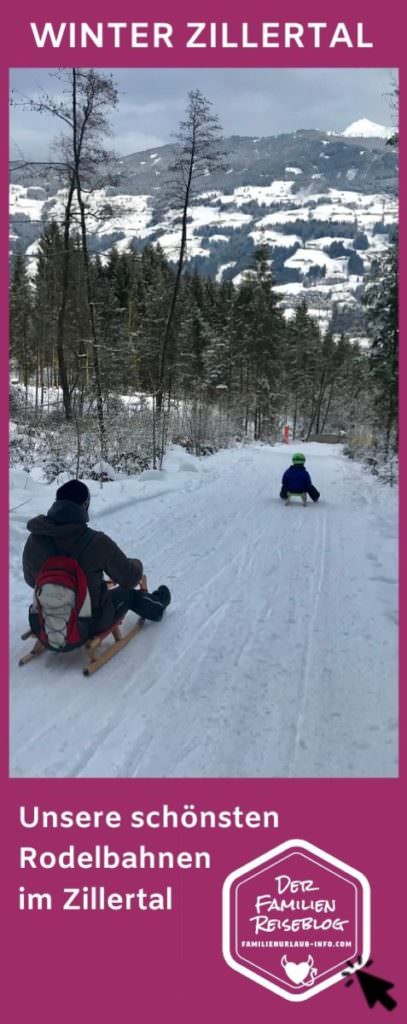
280;452;320;504
22;479;171;654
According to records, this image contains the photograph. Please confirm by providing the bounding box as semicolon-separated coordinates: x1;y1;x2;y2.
9;66;398;779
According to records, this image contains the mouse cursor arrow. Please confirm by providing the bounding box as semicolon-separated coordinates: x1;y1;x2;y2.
355;968;397;1011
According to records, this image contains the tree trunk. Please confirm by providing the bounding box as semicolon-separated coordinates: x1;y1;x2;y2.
157;130;195;412
72;70;106;458
55;176;76;421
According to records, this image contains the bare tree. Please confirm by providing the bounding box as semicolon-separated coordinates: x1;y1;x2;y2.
13;69;118;451
386;80;399;148
69;69;118;456
157;90;223;415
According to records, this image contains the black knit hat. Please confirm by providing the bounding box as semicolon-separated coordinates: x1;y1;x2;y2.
56;480;90;508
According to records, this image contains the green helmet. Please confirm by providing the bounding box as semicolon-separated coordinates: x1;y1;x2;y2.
292;452;306;464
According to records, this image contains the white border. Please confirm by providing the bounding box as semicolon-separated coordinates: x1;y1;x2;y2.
222;838;371;1002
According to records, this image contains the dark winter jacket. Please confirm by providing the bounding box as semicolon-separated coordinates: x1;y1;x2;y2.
281;465;320;501
23;499;143;633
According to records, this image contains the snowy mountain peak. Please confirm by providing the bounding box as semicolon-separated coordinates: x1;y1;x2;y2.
342;118;392;139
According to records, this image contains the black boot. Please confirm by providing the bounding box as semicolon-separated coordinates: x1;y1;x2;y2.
154;585;171;609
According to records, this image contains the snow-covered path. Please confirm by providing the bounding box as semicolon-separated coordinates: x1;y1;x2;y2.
10;443;398;778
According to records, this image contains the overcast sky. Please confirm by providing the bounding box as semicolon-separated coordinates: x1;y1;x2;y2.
10;67;397;161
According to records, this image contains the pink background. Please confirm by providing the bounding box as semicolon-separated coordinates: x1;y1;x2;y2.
230;848;361;984
1;1;404;1020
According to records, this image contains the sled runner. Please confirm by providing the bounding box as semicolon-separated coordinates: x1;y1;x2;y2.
19;576;148;677
83;616;145;677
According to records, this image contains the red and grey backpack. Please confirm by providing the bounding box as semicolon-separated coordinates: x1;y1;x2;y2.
29;533;93;652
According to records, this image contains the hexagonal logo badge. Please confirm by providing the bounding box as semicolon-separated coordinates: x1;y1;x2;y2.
222;838;371;1001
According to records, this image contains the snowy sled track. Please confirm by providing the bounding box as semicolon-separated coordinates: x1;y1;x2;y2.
10;444;398;778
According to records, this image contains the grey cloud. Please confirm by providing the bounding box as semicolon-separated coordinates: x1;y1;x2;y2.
10;67;397;161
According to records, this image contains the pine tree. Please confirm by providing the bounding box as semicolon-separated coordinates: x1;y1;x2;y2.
10;247;33;401
284;299;320;439
364;243;398;455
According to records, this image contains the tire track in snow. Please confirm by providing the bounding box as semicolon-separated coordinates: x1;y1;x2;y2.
288;507;328;775
89;509;286;777
11;444;397;777
65;487;313;776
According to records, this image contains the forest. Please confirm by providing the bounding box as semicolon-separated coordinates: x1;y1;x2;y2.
9;70;398;482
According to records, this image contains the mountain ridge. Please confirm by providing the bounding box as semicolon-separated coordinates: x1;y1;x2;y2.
10;128;398;338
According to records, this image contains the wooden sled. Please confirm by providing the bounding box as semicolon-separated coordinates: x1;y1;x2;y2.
19;631;47;666
19;575;148;677
83;617;145;676
285;492;307;506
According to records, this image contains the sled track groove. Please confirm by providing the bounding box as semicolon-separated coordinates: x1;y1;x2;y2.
289;508;328;775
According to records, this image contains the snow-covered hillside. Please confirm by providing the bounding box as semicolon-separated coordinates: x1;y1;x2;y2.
9;177;397;334
10;128;398;337
342;118;392;139
10;444;398;779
